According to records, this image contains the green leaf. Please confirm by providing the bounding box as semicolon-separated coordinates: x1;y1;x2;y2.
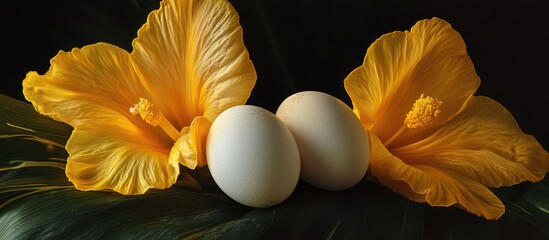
1;94;548;239
0;94;72;145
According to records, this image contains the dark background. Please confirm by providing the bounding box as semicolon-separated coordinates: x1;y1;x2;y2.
1;0;548;147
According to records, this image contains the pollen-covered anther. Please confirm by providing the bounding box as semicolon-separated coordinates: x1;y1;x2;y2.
404;94;443;129
130;98;162;126
130;98;181;141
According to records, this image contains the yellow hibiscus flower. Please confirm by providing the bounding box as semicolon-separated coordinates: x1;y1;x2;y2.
22;0;256;195
344;18;549;219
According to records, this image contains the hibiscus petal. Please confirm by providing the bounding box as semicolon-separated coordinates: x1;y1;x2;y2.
131;0;256;130
65;125;179;195
169;116;211;170
369;134;505;219
24;43;143;131
344;18;480;144
392;96;549;187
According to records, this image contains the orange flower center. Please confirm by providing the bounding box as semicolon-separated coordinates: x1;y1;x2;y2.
130;98;181;141
404;94;442;129
384;94;442;146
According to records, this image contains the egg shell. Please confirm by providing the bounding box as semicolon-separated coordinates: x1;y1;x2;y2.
207;105;300;208
276;91;370;191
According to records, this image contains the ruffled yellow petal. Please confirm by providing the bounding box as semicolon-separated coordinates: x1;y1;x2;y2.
344;18;480;146
23;43;142;130
66;125;179;195
392;96;549;187
169;116;211;170
369;134;505;219
131;0;256;130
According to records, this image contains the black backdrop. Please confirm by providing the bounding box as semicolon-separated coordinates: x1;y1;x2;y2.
1;0;548;146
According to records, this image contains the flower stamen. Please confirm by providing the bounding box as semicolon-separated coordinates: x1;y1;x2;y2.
383;94;442;146
404;94;442;129
130;98;181;141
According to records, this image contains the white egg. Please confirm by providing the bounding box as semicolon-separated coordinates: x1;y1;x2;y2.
206;105;300;208
276;91;370;191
